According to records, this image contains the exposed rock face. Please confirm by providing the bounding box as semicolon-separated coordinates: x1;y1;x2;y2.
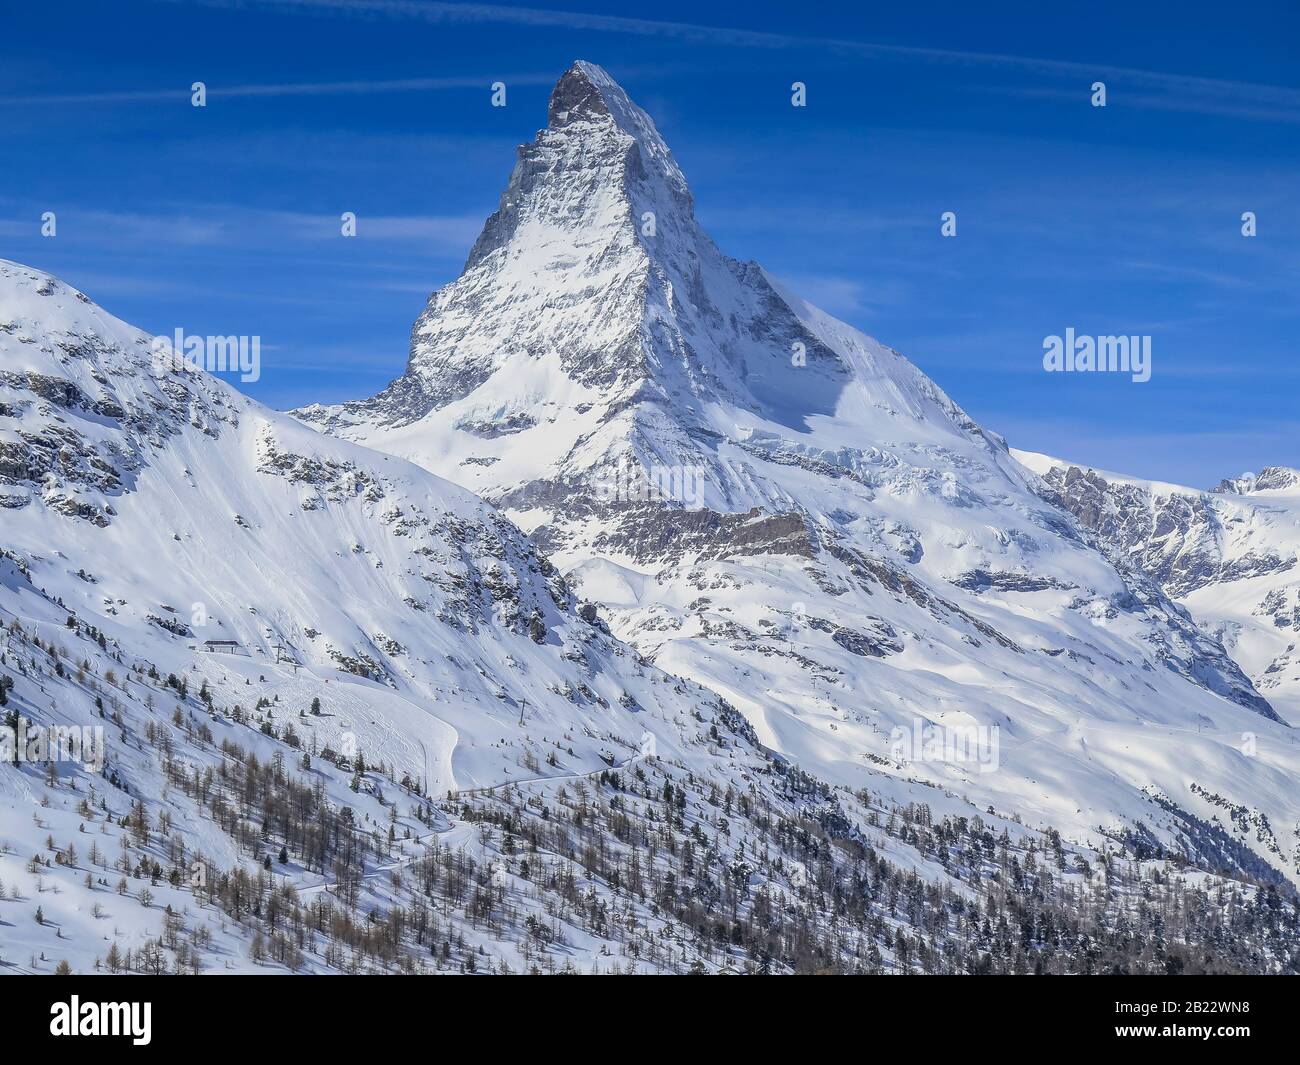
1019;451;1300;725
1034;463;1295;598
295;62;1300;880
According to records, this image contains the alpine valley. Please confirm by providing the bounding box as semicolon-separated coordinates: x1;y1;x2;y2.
3;62;1300;976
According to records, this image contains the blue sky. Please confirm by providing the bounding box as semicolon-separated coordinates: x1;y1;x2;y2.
2;0;1297;486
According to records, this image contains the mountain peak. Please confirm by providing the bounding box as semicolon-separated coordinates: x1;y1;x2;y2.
547;61;616;128
542;61;689;204
1214;466;1300;495
547;61;660;146
461;61;690;278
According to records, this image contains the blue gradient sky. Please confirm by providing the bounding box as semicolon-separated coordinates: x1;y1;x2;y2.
2;0;1297;486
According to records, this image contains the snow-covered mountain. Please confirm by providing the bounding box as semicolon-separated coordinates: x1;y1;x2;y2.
16;258;1291;976
299;61;1300;886
1018;451;1300;726
5;62;1300;975
20;253;1253;977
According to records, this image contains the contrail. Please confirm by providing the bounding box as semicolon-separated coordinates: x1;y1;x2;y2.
158;0;1300;117
0;72;555;106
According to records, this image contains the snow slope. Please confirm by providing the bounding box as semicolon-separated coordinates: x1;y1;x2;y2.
0;254;816;972
0;257;757;795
